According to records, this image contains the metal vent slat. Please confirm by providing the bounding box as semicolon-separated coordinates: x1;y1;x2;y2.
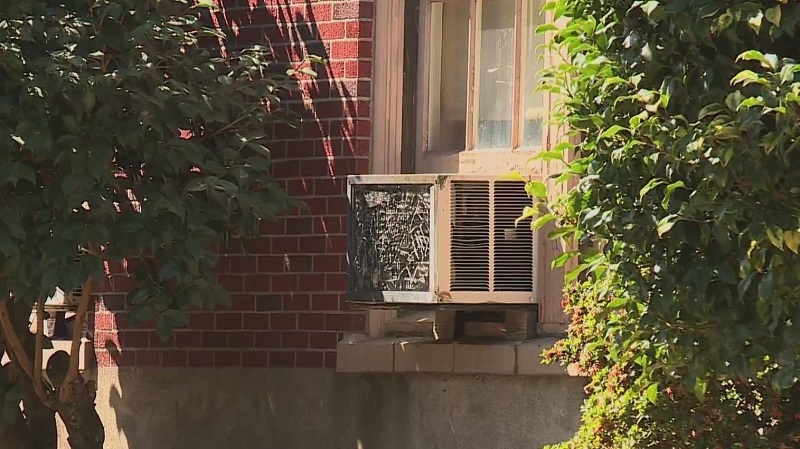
450;181;490;291
493;181;534;291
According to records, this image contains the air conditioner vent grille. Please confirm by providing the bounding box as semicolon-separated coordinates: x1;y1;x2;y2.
450;181;490;292
493;181;535;291
349;184;432;292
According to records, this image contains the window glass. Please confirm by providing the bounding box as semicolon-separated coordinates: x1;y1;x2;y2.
520;0;547;148
474;0;516;149
427;1;471;152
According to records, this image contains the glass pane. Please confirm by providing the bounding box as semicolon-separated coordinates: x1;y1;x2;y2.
427;1;471;152
520;0;547;148
475;0;516;149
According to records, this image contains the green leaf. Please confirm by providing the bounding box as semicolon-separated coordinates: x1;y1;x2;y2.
765;5;781;27
766;226;784;249
645;383;659;404
525;181;548;199
531;213;556;230
784;230;800;254
639;179;665;201
737;50;778;70
661;181;686;209
693;378;707;400
599;125;626;139
656;214;678;237
730;70;766;86
608;297;627;309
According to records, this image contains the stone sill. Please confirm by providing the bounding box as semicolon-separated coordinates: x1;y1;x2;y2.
337;336;583;377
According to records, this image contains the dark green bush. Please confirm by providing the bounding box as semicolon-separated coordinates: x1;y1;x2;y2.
533;0;800;447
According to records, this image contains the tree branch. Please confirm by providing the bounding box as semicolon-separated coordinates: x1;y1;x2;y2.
61;278;93;391
33;298;53;405
0;300;34;380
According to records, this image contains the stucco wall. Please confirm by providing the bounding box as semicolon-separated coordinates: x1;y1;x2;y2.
59;368;585;449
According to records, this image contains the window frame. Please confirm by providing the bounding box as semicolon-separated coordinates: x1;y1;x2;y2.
415;0;550;161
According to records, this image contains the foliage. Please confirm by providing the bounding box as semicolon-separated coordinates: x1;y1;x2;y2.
529;0;800;447
0;0;306;447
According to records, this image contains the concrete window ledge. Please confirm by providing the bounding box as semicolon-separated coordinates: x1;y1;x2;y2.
336;336;583;377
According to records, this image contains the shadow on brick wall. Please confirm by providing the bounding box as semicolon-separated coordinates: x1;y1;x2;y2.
91;1;373;448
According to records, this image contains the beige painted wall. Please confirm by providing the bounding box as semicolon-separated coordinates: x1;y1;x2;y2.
58;368;585;449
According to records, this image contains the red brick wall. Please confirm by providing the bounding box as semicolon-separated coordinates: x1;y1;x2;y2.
93;0;372;369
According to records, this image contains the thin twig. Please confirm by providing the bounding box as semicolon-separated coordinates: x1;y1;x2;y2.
33;299;52;405
0;300;34;379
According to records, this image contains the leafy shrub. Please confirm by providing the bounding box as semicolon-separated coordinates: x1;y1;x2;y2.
534;0;800;447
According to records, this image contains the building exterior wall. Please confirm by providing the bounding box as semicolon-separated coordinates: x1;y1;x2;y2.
61;368;585;449
92;0;372;370
74;1;586;448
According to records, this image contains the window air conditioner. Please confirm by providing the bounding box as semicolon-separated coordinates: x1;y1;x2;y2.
347;174;539;305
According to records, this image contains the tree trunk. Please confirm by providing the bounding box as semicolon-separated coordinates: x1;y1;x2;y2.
23;389;58;449
0;404;37;449
57;378;104;449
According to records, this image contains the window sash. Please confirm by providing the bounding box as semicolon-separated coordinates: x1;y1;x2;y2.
418;0;547;153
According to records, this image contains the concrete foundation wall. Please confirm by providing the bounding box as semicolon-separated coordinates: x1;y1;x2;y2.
61;368;585;449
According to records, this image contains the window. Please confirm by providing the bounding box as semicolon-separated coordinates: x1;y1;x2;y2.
367;0;566;344
419;0;547;154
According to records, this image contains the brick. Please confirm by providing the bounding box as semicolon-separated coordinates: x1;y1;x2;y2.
242;313;271;330
285;217;314;235
325;273;348;292
148;332;175;349
189;313;215;330
228;331;256;348
298;313;326;330
270;274;297;292
202;331;228;348
255;295;283;312
162;350;188;368
94;331;120;347
99;295;125;312
229;295;255;311
119;331;149;348
258;256;287;273
313;255;343;273
270;313;297;330
229;256;257;273
94;313;116;331
254;332;282;348
216;313;243;330
241;351;269;367
174;331;202;348
269;351;296;367
324;351;337;368
217;275;244;292
296;351;324;368
310;331;338;349
285;255;313;273
283;294;310;311
298;274;326;292
244;275;271;293
311;294;340;311
281;331;310;349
